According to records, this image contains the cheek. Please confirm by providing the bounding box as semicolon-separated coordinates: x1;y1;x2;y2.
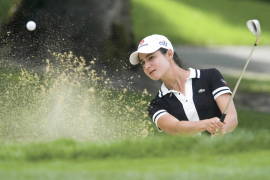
158;59;170;71
143;68;148;75
154;57;167;67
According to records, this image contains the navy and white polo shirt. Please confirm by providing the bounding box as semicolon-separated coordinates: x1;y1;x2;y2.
148;68;232;129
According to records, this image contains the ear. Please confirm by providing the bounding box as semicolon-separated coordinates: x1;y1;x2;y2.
167;49;174;59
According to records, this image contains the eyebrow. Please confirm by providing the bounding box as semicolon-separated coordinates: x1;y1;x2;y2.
146;53;154;58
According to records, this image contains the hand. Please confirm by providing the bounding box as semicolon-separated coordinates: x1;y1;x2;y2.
203;117;225;135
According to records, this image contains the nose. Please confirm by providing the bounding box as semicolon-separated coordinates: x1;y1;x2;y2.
143;60;151;70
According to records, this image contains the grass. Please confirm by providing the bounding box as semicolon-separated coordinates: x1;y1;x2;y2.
131;0;270;45
225;75;270;94
0;106;269;163
0;0;21;23
238;109;270;130
0;131;270;179
0;150;269;180
0;129;270;161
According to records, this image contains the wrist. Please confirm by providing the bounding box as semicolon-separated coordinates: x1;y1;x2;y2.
198;120;207;131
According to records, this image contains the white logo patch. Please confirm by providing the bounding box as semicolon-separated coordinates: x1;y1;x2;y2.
198;89;205;93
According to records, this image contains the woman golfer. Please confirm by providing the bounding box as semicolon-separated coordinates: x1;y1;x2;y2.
129;34;238;135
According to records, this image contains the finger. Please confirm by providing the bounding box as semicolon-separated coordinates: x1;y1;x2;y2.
214;121;224;128
214;118;225;126
211;122;222;129
213;128;219;135
208;125;216;132
207;127;216;134
217;122;224;128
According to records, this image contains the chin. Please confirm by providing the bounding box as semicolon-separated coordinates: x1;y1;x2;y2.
148;74;160;81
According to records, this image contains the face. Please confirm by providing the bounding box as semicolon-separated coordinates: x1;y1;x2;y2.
138;50;172;80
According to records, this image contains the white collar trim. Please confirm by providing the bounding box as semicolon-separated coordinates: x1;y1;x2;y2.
158;68;200;97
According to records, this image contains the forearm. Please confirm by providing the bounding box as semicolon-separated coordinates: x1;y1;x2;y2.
215;94;238;134
221;101;238;134
157;114;222;136
170;121;206;135
222;114;238;134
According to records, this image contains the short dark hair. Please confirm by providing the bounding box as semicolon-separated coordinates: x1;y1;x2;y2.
159;48;186;69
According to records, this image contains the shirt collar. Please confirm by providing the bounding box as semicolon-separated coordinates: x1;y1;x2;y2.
188;67;200;79
158;68;200;97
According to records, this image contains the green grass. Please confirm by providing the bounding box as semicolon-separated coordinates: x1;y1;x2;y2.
0;107;269;163
238;108;270;131
0;131;270;179
0;0;21;23
131;0;270;45
225;75;270;94
0;150;269;180
0;129;270;161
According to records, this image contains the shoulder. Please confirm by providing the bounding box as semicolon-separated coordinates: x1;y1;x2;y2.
197;68;225;85
149;93;167;105
199;68;221;78
198;68;231;98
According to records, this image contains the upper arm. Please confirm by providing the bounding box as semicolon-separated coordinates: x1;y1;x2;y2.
209;69;237;125
148;98;181;133
148;96;184;133
209;68;232;99
156;113;180;134
207;69;235;115
148;97;168;130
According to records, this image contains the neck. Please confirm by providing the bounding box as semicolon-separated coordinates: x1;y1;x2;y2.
161;65;189;93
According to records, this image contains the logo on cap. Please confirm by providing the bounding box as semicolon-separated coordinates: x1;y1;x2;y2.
138;39;148;48
139;43;148;48
159;41;168;47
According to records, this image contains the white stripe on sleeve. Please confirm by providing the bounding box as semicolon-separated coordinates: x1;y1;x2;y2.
214;90;232;99
152;109;167;129
212;86;230;96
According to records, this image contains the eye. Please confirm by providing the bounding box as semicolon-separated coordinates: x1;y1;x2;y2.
148;56;154;60
139;60;145;67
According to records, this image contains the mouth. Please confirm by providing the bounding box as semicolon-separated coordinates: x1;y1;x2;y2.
149;70;156;75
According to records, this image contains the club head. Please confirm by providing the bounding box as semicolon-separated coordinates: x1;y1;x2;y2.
246;19;261;37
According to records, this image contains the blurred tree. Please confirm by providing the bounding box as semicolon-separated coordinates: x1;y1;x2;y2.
0;0;135;70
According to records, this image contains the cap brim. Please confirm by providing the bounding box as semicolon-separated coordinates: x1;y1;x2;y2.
129;45;166;65
129;51;139;65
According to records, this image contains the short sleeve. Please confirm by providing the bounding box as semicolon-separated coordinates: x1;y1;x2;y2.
148;97;168;129
209;68;232;99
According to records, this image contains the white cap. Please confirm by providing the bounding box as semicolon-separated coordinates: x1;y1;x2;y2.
129;34;174;65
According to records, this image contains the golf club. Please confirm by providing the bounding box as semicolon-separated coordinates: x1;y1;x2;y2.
220;19;261;122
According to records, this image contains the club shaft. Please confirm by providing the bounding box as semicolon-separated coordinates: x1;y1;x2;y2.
221;39;258;121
